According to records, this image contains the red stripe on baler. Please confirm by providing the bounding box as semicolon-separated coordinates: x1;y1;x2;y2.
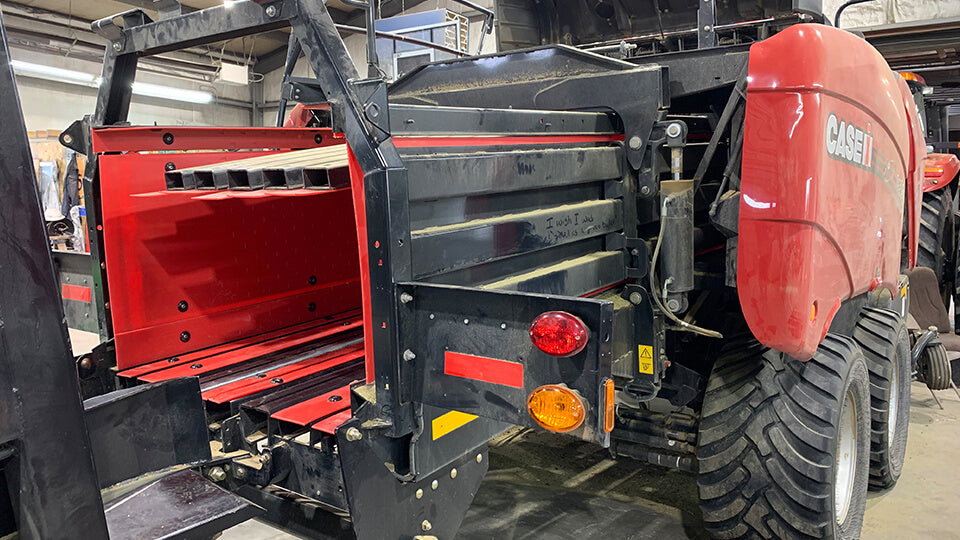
61;283;92;303
444;351;524;388
393;134;624;148
271;385;352;426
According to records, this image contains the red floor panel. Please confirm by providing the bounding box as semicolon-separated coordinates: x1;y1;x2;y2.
271;385;352;426
118;313;357;379
312;410;353;435
202;346;364;404
136;318;362;383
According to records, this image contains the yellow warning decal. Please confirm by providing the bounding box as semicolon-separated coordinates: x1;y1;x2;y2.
638;345;654;374
432;410;478;440
900;284;908;298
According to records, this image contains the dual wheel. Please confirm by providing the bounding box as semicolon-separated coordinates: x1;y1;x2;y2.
697;308;910;539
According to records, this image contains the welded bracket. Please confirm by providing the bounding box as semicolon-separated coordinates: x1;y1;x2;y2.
351;78;392;141
697;0;717;48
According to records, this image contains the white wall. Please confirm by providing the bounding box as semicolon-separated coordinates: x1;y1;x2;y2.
824;0;960;27
10;47;254;132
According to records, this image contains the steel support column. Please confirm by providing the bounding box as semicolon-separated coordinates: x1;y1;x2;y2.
0;7;109;538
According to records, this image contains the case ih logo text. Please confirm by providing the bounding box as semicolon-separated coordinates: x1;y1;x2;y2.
826;112;872;167
824;112;902;206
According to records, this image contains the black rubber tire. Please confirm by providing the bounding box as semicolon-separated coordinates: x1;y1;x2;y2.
698;334;871;540
852;308;911;490
918;343;952;391
917;187;954;306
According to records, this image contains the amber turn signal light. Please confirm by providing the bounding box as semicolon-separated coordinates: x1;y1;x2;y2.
527;385;585;433
603;378;615;433
529;311;588;357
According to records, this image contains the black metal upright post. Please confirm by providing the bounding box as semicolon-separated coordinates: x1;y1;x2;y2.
0;7;109;539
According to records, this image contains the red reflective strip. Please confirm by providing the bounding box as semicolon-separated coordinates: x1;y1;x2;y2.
271;385;352;426
202;347;363;404
61;283;92;303
313;409;353;435
444;351;524;388
394;134;623;148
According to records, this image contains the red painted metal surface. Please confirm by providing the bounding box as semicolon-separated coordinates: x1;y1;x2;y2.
61;283;92;303
96;128;362;369
117;316;350;379
444;351;524;388
739;24;925;360
91;126;339;153
202;346;364;404
313;409;353;435
347;148;376;384
923;153;960;192
137;318;362;383
271;385;352;426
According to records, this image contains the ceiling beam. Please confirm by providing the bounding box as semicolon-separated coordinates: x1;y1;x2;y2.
109;0;292;45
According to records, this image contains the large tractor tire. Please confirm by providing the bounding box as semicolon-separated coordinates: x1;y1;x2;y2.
917;187;954;306
851;308;911;490
698;334;871;539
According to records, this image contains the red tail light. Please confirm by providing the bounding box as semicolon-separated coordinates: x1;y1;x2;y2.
529;311;588;357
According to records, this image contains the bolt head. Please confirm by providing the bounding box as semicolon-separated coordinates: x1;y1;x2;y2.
265;5;278;17
500;323;507;330
667;299;681;312
463;318;469;325
62;134;73;144
345;427;363;442
640;186;651;196
208;467;227;482
112;42;122;52
665;122;682;138
629;292;643;305
476;453;483;463
431;479;439;490
403;349;416;361
416;488;424;499
421;520;433;532
400;292;414;304
628;135;643;150
450;468;458;479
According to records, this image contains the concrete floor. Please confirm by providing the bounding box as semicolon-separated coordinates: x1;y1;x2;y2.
222;381;960;539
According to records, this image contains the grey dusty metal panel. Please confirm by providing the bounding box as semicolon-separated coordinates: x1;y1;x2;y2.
411;199;623;278
404;146;623;201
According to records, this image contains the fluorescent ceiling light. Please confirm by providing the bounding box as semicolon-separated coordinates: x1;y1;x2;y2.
133;82;214;104
11;60;214;105
11;60;97;83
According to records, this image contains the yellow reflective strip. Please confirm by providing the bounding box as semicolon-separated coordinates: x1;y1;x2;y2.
432;410;478;440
